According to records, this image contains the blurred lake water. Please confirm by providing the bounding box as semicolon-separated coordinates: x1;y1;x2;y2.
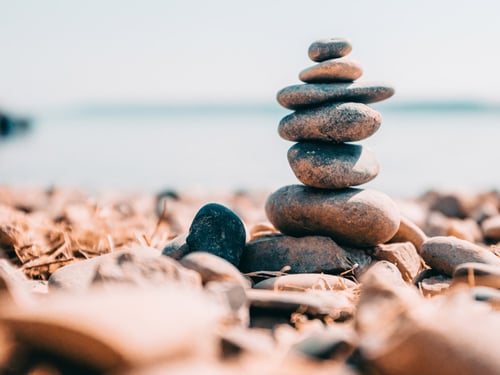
1;102;500;198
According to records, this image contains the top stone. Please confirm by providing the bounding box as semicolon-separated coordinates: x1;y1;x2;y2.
308;38;352;62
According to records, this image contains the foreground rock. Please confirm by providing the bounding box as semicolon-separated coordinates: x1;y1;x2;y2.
287;142;379;189
48;247;163;292
265;185;400;247
276;82;395;110
240;234;371;275
278;102;381;143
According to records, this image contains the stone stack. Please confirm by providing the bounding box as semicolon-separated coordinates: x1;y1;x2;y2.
266;38;400;248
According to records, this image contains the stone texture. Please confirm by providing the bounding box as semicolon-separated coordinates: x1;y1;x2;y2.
186;203;246;266
247;288;356;321
421;236;500;276
388;216;428;253
291;326;358;361
265;185;400;247
253;273;357;291
481;214;500;241
92;250;201;289
308;38;352;62
277;82;395;110
180;251;251;288
161;233;189;260
287;142;379;189
452;262;500;289
278;102;381;143
48;247;161;293
299;58;363;83
240;234;372;276
369;242;424;282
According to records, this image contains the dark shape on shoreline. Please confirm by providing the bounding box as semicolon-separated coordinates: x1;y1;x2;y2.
0;111;31;138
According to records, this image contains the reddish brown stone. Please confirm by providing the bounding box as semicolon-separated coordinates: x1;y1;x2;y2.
388;216;427;253
481;215;500;241
277;82;395;110
299;58;362;83
370;242;424;282
308;38;352;62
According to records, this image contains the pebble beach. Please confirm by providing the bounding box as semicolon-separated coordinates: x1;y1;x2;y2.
2;37;500;375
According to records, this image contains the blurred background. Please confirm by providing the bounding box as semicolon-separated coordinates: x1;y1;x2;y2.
1;0;500;197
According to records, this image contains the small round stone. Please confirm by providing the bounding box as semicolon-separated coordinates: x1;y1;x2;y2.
421;236;500;276
278;102;381;143
287;142;379;189
186;203;246;266
299;58;362;83
481;215;500;241
265;185;400;247
277;82;395;110
253;273;357;291
308;38;352;62
388;216;428;253
240;234;372;275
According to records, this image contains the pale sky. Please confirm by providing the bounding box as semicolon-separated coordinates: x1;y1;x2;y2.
2;0;500;111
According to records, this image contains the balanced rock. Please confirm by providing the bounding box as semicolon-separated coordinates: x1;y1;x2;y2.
240;234;372;275
308;38;352;62
278;102;381;143
277;82;395;110
186;203;246;266
265;185;400;247
299;58;363;83
287;142;379;189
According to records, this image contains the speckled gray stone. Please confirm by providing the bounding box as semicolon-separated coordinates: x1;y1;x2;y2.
277;82;395;110
287;142;379;189
239;234;372;276
299;58;362;83
265;185;400;247
308;38;352;62
278;102;381;143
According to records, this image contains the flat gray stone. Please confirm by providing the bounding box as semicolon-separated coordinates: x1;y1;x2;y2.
265;185;400;247
278;102;381;143
287;142;379;189
277;82;395;110
308;38;352;62
240;234;372;276
299;58;362;83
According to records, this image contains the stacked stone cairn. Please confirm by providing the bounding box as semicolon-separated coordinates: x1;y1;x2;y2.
242;38;402;275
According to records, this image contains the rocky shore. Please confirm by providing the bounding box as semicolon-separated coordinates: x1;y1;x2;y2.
0;185;500;374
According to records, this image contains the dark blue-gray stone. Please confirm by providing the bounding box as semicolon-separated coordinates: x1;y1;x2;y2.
185;203;246;266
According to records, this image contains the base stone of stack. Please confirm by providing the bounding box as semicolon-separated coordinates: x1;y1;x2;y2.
265;185;400;247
